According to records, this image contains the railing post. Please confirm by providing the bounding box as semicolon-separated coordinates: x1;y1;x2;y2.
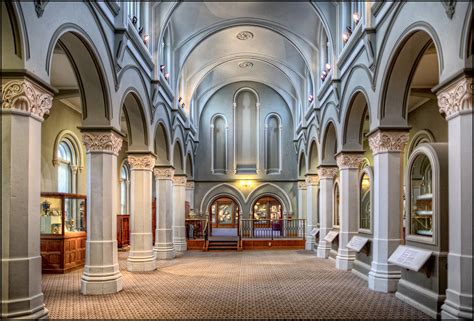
303;219;305;240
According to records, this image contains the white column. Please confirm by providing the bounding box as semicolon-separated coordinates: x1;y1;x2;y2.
127;154;157;272
437;76;473;320
185;180;195;210
336;153;364;270
81;131;124;295
153;166;176;260
317;167;338;258
173;175;187;252
367;130;408;293
1;78;52;318
298;180;307;219
305;175;319;250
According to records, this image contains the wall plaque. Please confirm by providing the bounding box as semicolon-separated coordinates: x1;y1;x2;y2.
324;230;339;242
311;228;320;236
388;245;432;272
346;236;369;252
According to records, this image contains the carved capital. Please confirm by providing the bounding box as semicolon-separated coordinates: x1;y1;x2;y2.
82;132;123;155
153;167;174;180
186;181;195;189
336;153;364;170
173;175;187;186
2;78;53;119
297;181;307;190
437;76;472;119
317;167;338;179
368;131;409;154
305;175;320;186
128;154;155;171
70;165;79;174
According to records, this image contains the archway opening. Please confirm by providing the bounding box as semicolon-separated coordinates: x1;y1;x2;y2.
209;197;241;236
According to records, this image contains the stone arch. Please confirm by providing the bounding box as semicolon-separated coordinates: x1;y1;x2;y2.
246;183;293;216
185;152;194;179
119;90;149;151
2;2;27;63
52;129;85;170
154;121;171;166
298;149;307;179
342;90;370;151
307;139;319;174
199;183;246;215
172;139;185;174
320;121;338;166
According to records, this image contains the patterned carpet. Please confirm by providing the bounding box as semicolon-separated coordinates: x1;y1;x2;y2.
42;250;430;320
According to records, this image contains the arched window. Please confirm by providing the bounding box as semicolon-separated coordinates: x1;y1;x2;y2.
359;167;372;231
211;115;227;174
57;140;74;193
265;114;281;174
120;161;131;215
333;182;340;227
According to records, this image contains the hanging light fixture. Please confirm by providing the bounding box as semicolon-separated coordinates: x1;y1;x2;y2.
353;12;361;25
143;34;150;45
164;72;170;80
308;95;314;103
160;64;166;72
325;63;331;71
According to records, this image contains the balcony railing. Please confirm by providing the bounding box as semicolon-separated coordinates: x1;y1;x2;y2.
240;219;305;240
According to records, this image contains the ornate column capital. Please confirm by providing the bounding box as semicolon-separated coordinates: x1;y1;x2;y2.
128;154;155;171
82;131;123;155
297;180;307;190
153;166;174;180
336;153;364;170
317;167;338;179
437;76;472;119
70;165;79;175
185;181;195;189
1;78;53;119
173;175;187;186
368;131;409;155
305;174;320;186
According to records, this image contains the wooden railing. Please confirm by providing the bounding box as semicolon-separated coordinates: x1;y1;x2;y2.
240;219;305;240
185;219;208;240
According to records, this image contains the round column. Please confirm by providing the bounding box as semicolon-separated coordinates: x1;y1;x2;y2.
173;174;187;252
317;167;338;259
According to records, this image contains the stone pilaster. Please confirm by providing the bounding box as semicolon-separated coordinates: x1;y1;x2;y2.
153;166;176;260
127;154;157;272
335;153;364;271
297;180;307;220
367;130;409;293
1;78;53;318
185;180;195;210
305;175;319;250
437;76;473;320
80;130;124;295
173;175;187;252
316;166;338;258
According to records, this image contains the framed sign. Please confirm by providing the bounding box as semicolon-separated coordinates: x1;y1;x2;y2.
324;230;339;242
311;228;320;236
388;245;432;272
346;236;369;252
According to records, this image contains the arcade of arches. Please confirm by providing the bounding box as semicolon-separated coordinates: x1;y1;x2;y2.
1;2;472;320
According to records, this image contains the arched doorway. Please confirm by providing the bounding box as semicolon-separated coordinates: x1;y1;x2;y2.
252;196;283;220
209;197;240;236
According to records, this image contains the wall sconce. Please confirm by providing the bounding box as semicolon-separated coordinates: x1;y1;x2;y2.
181;103;185;109
160;65;166;72
353;12;360;25
342;26;352;44
138;27;143;36
143;34;150;45
240;180;253;188
164;72;170;80
325;63;331;72
131;16;138;26
308;95;314;103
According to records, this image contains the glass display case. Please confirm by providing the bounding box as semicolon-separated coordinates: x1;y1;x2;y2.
40;192;87;273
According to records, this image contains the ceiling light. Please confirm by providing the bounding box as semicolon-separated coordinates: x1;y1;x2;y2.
353;12;360;24
236;31;254;41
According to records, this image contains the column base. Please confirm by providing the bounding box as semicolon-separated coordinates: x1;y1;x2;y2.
154;246;176;260
317;241;330;258
174;241;187;253
441;289;473;320
368;267;401;293
1;299;48;319
305;240;315;251
127;255;157;272
81;271;123;295
336;249;356;271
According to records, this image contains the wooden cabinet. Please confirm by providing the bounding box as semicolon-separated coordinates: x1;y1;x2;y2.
117;215;130;248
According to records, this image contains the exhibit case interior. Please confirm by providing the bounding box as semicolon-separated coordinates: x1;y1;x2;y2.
40;192;87;273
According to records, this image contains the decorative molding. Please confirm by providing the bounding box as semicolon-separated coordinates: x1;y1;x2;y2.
185;181;195;189
128;155;155;171
238;61;254;69
317;167;338;179
82;132;123;155
236;31;254;40
336;153;364;170
297;181;307;190
173;175;187;186
34;0;49;18
368;131;409;154
441;0;456;19
305;175;320;186
153;167;174;180
1;78;53;119
437;76;472;119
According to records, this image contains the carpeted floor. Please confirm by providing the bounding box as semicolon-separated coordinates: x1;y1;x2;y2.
42;250;430;320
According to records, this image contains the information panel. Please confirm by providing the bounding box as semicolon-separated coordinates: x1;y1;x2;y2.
324;230;339;242
388;245;432;272
311;228;320;236
346;236;369;252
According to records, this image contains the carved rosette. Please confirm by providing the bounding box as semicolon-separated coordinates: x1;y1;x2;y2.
336;153;364;170
305;175;320;186
82;132;123;155
1;79;53;119
128;155;155;171
153;167;174;180
437;76;473;119
368;131;409;154
173;175;187;186
185;181;195;189
297;181;307;190
317;167;338;179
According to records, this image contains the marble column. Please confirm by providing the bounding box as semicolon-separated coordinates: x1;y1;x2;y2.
153;166;176;260
185;180;195;210
81;130;124;295
305;175;319;250
127;154;157;272
1;78;53;318
367;130;408;293
335;153;364;270
317;167;338;259
297;180;307;220
173;174;187;252
437;76;473;320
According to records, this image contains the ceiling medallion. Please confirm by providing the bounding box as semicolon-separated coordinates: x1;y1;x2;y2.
238;62;254;69
236;31;254;41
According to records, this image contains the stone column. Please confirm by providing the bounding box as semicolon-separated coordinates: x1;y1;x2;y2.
1;78;53;318
127;154;157;272
153;166;176;260
367;130;408;293
317;167;338;259
437;76;473;320
173;174;187;252
81;130;124;295
335;153;364;270
305;175;319;250
185;180;195;210
297;180;307;219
